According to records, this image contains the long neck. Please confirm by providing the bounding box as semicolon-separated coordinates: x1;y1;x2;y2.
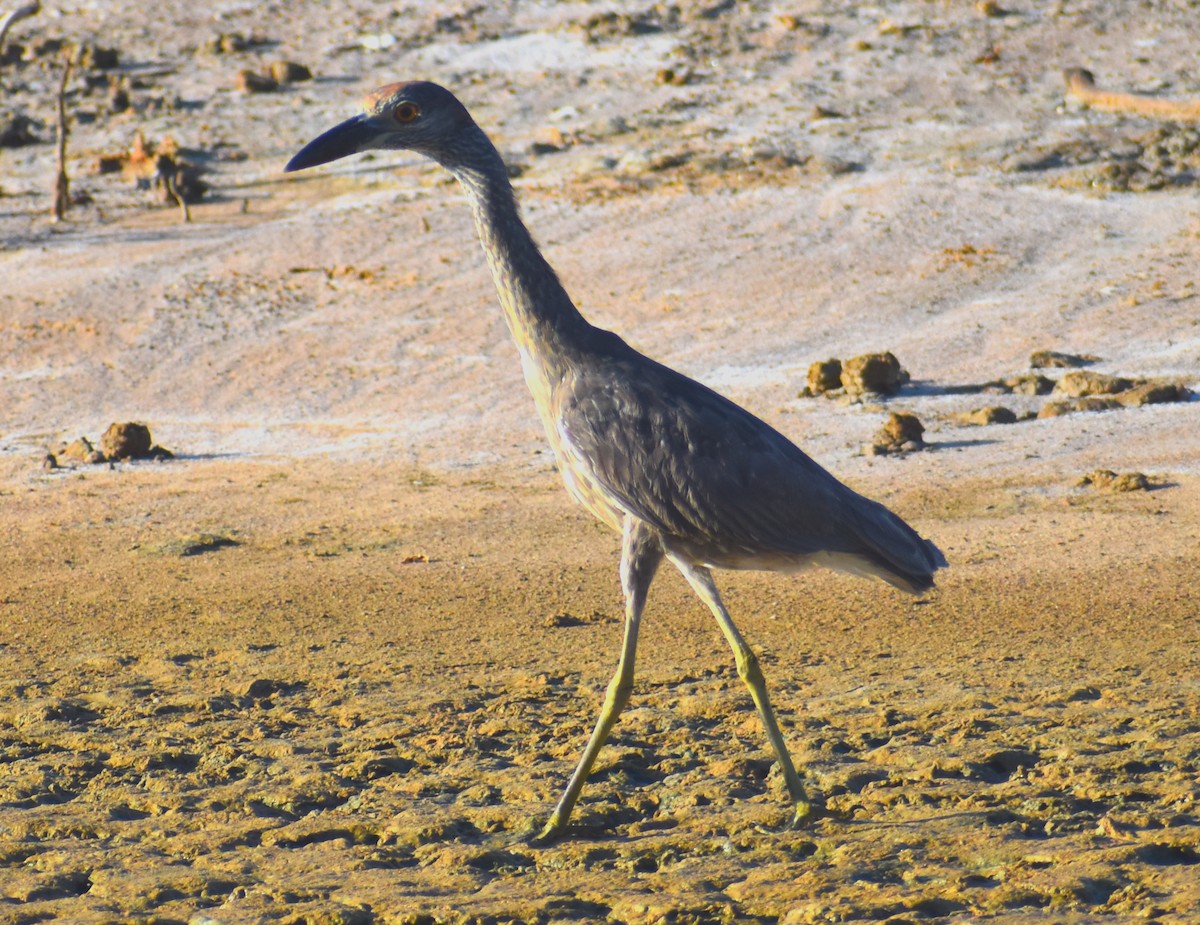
443;132;591;376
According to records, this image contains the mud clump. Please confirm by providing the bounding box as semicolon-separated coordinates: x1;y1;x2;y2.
73;42;120;71
528;126;573;156
236;61;313;94
268;60;313;84
1117;382;1191;407
200;32;271;55
866;412;926;455
95;132;208;205
1030;350;1099;369
953;406;1019;426
805;358;843;394
576;8;680;42
236;70;279;94
59;436;105;465
984;374;1054;395
804;352;909;398
1053;370;1133;398
51;423;174;468
1076;469;1152;492
842;352;908;396
1038;398;1120;418
1039;372;1190;417
101;422;152;460
655;67;695;87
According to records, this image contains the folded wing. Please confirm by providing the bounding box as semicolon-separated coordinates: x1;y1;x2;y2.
556;342;946;592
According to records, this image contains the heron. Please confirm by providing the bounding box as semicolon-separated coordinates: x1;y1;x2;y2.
286;81;947;843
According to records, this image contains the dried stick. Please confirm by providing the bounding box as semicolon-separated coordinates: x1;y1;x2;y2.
50;55;71;222
162;169;191;223
1064;68;1200;123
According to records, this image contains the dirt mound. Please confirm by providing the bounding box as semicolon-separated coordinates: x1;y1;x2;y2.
804;353;910;398
48;422;173;468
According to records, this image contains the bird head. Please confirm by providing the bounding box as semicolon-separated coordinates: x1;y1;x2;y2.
285;81;480;173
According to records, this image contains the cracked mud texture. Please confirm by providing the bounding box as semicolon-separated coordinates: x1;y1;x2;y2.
2;463;1199;924
2;0;1200;923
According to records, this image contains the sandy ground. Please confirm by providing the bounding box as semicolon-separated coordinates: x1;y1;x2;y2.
2;1;1200;923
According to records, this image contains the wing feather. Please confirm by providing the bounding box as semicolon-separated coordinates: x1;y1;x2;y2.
556;345;944;588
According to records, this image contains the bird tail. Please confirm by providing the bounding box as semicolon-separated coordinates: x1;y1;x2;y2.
847;496;947;594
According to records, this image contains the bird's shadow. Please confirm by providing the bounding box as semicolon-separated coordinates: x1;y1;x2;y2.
902;380;998;398
924;438;1001;451
154;452;247;462
309;75;363;86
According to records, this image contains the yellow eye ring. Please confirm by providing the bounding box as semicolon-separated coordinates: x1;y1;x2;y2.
394;102;421;124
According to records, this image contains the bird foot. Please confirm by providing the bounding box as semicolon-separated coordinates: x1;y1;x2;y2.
789;802;815;829
525;817;567;847
786;797;831;829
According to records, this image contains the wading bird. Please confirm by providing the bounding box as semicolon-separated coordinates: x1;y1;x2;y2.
286;81;946;843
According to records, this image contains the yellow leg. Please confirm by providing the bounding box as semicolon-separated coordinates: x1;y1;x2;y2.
533;518;662;844
670;557;813;827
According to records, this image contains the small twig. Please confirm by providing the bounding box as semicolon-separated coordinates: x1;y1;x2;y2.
163;170;191;223
50;54;71;223
0;0;40;58
1064;68;1200;123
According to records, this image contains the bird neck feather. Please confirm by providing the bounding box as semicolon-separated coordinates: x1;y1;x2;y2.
447;136;590;380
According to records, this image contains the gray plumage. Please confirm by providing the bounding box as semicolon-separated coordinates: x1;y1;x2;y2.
556;344;944;590
286;81;946;842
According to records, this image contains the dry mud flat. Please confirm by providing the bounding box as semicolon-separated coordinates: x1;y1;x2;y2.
1;460;1199;924
3;0;1200;923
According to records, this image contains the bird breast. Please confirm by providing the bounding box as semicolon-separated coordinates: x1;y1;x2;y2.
513;344;629;534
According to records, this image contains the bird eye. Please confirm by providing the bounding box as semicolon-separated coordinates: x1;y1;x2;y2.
394;102;421;124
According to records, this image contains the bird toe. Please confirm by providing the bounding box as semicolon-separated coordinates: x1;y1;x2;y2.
526;817;567;847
